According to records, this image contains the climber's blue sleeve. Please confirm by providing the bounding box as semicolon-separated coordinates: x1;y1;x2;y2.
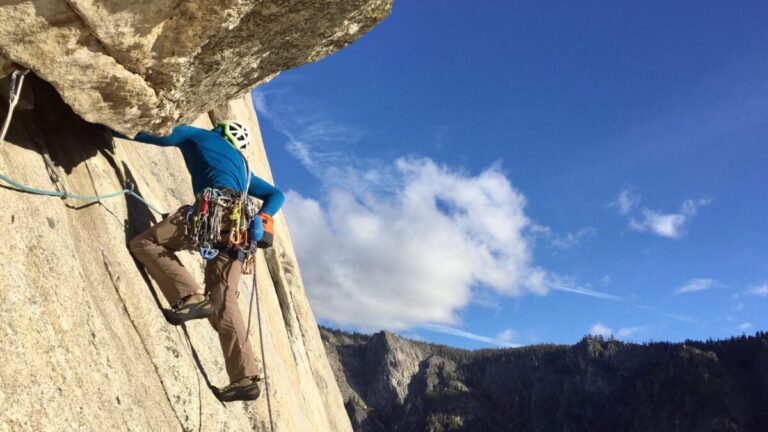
248;174;285;216
133;125;193;147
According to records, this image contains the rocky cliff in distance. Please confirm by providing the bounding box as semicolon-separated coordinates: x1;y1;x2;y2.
0;0;392;135
321;327;768;432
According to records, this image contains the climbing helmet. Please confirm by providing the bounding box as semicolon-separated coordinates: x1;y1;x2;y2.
217;120;251;150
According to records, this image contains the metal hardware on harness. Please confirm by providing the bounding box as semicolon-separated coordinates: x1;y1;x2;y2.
185;188;256;262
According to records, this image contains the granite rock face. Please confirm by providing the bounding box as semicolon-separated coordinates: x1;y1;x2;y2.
321;328;768;432
0;0;392;135
0;2;382;430
0;76;352;432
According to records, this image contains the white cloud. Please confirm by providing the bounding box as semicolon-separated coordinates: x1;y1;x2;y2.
658;312;700;324
635;305;702;325
550;227;597;249
528;224;595;250
738;322;753;331
497;328;516;343
680;199;704;215
612;190;711;239
422;324;520;347
254;88;393;199
629;209;687;238
551;284;623;301
252;91;269;116
589;323;613;337
285;159;555;329
745;284;768;297
589;323;647;339
616;325;648;338
674;278;718;295
286;140;315;168
613;190;640;215
400;333;426;342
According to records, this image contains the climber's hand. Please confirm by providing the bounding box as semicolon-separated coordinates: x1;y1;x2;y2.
248;214;264;250
256;213;274;249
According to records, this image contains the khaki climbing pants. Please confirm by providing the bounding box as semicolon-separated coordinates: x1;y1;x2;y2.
129;206;259;382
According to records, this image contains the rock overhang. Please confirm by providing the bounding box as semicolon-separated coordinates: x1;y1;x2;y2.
0;0;392;136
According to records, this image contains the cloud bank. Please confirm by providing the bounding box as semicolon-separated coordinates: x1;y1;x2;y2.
255;89;616;332
286;158;550;329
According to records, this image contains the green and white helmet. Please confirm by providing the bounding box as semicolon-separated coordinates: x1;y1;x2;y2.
217;120;251;150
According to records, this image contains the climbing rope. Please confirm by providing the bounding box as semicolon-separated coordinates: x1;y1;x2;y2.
246;256;257;343
250;255;276;432
0;68;165;216
0;171;164;215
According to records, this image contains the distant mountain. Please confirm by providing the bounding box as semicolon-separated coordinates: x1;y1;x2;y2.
320;327;768;432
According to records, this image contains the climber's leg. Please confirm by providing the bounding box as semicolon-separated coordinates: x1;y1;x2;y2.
205;254;260;382
129;206;201;305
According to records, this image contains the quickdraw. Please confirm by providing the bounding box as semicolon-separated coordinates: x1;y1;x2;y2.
228;203;244;247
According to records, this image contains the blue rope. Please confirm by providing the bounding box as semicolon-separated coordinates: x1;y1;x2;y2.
0;171;165;215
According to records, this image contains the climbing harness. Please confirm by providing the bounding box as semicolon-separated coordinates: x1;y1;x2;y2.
0;69;165;215
181;132;265;266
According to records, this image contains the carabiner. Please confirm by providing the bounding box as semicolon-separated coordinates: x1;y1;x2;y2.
229;227;242;246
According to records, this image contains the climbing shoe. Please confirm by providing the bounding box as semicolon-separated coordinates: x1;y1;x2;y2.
214;376;261;402
163;294;214;326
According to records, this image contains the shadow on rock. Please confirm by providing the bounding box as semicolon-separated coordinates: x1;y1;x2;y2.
1;73;108;174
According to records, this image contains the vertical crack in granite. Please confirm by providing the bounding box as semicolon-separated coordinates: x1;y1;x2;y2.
101;251;186;431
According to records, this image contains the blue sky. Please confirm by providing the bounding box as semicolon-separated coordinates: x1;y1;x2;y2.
253;1;768;349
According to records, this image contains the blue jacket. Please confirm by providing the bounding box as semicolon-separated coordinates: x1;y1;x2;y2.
134;125;284;216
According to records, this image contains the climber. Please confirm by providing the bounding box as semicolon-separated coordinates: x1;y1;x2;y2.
126;121;285;403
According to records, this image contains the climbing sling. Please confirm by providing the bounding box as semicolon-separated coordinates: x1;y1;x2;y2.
0;69;166;216
0;69;29;142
